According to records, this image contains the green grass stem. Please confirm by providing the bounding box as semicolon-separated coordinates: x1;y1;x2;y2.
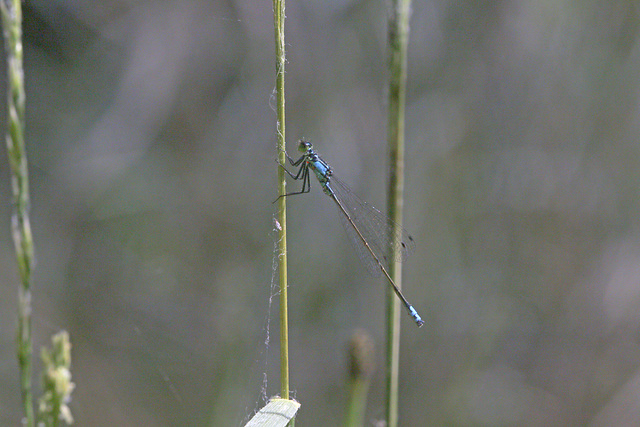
344;330;374;427
0;0;35;425
272;0;294;425
385;0;413;426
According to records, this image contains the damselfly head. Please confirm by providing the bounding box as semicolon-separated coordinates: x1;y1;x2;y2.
298;139;313;153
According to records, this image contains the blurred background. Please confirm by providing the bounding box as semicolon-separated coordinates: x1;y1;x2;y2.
1;0;640;425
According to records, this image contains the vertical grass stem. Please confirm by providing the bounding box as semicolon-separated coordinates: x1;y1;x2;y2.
385;0;412;426
1;0;35;425
272;1;293;425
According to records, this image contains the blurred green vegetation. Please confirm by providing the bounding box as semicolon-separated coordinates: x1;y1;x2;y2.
2;0;640;425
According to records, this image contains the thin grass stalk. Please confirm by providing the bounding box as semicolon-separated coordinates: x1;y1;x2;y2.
344;330;374;427
272;0;292;423
1;0;34;425
385;0;412;426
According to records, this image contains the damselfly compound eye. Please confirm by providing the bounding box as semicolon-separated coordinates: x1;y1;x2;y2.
298;140;312;152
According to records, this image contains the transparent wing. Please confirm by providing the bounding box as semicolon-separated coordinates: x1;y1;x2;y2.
329;177;415;278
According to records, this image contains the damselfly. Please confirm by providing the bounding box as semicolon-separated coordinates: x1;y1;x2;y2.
277;140;424;327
